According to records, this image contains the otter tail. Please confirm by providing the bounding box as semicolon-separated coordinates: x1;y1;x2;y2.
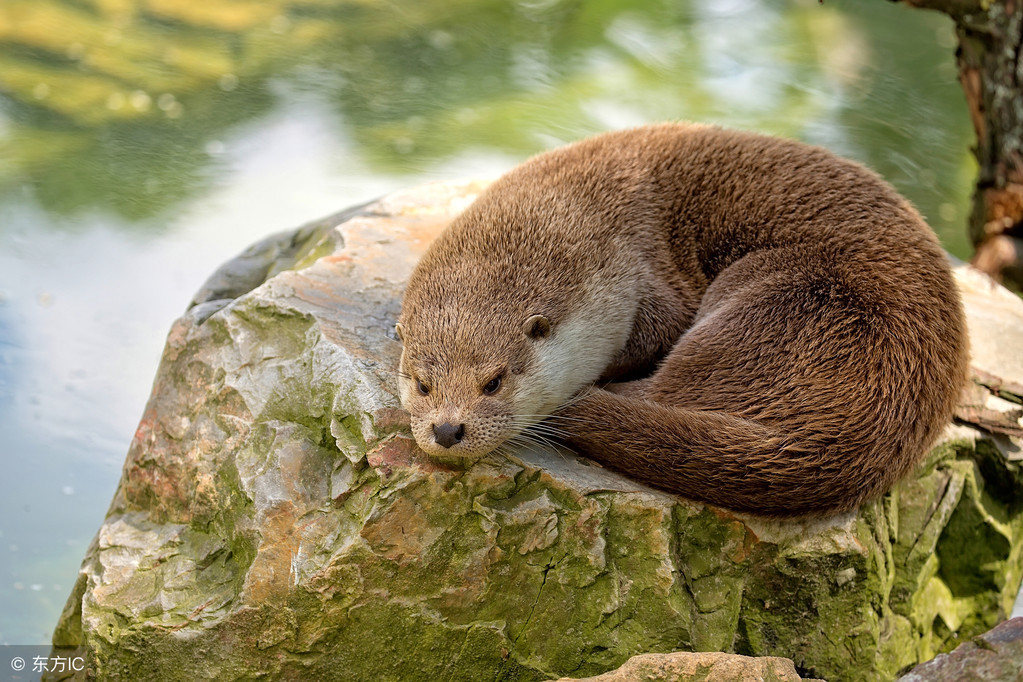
547;241;967;517
550;389;900;517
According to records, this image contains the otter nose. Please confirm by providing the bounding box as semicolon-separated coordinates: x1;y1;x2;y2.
432;422;465;449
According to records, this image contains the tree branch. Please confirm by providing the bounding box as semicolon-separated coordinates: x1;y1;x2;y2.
891;0;1023;290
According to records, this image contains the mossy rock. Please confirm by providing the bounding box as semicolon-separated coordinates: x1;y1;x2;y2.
48;180;1023;681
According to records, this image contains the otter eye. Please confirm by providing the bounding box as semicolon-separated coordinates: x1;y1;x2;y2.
482;375;502;395
416;379;431;396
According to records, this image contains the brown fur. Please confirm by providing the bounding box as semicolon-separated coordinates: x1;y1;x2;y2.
396;123;969;517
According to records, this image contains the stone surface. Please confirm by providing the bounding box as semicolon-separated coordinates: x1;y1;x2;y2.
899;617;1023;681
48;180;1023;681
548;651;806;682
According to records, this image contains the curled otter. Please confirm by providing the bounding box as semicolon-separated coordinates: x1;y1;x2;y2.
395;123;968;516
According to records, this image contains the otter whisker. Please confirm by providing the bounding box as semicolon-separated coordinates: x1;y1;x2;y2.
521;428;567;441
508;421;571;442
522;423;570;439
505;433;548;449
538;414;603;428
511;410;599;424
505;432;562;452
505;434;574;464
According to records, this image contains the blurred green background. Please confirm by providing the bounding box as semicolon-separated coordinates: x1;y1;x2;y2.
0;0;987;644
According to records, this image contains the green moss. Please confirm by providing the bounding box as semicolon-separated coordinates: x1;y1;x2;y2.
65;428;1023;681
51;572;88;649
53;232;1023;681
278;227;340;275
335;414;368;459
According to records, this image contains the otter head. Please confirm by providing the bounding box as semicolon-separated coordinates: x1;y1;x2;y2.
395;311;558;463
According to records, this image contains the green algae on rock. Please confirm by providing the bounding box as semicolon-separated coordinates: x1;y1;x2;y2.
49;180;1023;681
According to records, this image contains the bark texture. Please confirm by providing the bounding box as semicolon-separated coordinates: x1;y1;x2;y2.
896;0;1023;289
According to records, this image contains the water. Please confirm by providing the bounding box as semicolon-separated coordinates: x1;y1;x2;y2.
0;0;1011;645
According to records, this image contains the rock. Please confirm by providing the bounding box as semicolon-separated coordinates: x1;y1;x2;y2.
898;617;1023;681
49;180;1023;681
548;651;807;681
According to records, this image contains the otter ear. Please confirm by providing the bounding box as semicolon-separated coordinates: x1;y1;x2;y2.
522;314;551;339
394;323;406;343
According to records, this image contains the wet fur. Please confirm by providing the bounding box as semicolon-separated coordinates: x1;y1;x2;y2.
397;123;969;517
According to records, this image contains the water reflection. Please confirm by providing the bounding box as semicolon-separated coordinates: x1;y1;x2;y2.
2;0;972;249
0;0;995;644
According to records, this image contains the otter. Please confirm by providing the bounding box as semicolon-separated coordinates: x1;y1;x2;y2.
394;123;969;516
